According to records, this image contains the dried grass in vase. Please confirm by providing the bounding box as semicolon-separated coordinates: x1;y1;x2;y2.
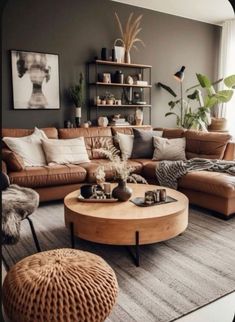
115;12;145;63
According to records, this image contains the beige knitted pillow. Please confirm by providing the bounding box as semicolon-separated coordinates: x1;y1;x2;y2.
42;137;90;165
153;137;186;161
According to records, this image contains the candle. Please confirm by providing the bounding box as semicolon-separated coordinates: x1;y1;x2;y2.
75;107;81;118
103;182;111;194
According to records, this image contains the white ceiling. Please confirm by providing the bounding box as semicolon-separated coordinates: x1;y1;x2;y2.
112;0;234;25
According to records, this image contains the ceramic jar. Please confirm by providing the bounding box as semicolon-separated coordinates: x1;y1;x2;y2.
98;116;109;127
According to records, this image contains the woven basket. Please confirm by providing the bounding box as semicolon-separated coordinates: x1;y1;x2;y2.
3;248;118;322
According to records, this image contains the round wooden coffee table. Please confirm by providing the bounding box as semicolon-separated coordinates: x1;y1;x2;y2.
64;184;188;266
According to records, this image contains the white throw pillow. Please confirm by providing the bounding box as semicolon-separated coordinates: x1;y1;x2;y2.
152;137;186;161
116;132;134;159
42;137;90;165
3;127;48;166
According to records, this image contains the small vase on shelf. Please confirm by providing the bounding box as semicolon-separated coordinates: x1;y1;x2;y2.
112;180;132;201
124;49;131;64
75;107;81;127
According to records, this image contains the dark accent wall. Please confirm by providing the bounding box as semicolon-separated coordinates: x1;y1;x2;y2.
1;0;220;128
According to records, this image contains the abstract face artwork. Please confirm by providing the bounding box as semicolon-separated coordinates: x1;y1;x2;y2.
11;50;60;109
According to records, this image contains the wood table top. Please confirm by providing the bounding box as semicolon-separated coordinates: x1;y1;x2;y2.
64;184;188;220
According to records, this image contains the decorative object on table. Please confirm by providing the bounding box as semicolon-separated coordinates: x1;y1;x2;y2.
114;70;124;84
98;116;109;127
79;184;116;201
3;249;118;322
101;47;108;61
126;75;134;85
114;39;125;63
114;12;145;64
157;69;235;130
112;179;132;201
11;50;60;109
131;195;177;207
69;72;84;128
135;108;143;125
95;166;106;187
95;145;147;201
80;184;97;199
103;73;111;84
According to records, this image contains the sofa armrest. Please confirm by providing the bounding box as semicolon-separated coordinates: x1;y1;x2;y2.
2;160;7;174
223;141;235;161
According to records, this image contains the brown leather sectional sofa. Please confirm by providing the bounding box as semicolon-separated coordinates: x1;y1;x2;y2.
2;126;235;218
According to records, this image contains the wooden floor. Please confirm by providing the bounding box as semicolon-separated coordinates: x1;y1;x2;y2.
2;202;235;322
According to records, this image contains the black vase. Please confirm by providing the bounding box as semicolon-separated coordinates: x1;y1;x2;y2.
101;48;107;61
112;180;132;201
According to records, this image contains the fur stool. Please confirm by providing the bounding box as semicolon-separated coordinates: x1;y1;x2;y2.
3;248;118;322
2;183;41;269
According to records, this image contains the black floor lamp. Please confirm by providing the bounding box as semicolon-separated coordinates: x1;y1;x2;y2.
174;66;186;127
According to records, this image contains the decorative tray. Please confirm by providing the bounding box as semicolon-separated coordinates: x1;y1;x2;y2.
130;196;177;207
78;195;118;203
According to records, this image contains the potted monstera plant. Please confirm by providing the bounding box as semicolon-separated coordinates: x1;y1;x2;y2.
157;73;235;131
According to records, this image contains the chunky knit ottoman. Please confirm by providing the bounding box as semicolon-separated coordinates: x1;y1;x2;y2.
3;248;118;322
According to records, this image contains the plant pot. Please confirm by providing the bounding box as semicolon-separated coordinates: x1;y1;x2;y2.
112;180;132;201
208;117;227;131
106;99;114;105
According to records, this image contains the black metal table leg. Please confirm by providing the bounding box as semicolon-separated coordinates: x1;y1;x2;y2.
70;222;75;248
26;217;41;252
135;231;140;267
126;231;140;267
2;253;10;271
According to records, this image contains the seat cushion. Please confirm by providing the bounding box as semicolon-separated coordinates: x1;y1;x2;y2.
142;161;159;180
178;171;235;198
9;164;87;188
80;159;143;183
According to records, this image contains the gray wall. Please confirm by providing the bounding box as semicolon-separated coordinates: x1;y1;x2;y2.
1;0;220;128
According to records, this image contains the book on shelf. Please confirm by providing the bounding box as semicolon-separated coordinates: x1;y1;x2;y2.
135;80;148;86
109;121;130;126
111;118;126;123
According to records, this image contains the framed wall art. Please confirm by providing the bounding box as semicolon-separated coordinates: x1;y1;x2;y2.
11;50;60;109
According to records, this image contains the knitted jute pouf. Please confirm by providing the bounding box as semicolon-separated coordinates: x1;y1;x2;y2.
3;248;118;322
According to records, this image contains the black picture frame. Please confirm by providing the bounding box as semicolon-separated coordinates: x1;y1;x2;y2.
10;49;60;110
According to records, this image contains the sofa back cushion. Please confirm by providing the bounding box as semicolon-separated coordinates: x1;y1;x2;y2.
58;127;114;159
162;128;185;139
2;127;58;140
185;130;231;159
111;126;152;136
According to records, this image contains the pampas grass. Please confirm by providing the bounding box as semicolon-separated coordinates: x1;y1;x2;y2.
115;12;145;53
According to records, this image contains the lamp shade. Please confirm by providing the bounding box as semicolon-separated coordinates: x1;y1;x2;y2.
174;66;185;82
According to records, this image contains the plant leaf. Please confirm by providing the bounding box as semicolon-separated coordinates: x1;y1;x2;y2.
214;90;233;102
157;82;177;97
187;90;198;100
115;12;124;38
196;74;212;88
224;75;235;89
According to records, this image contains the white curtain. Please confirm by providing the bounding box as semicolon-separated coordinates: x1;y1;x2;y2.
218;19;235;137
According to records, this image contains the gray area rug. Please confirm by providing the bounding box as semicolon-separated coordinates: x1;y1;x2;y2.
3;202;235;322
